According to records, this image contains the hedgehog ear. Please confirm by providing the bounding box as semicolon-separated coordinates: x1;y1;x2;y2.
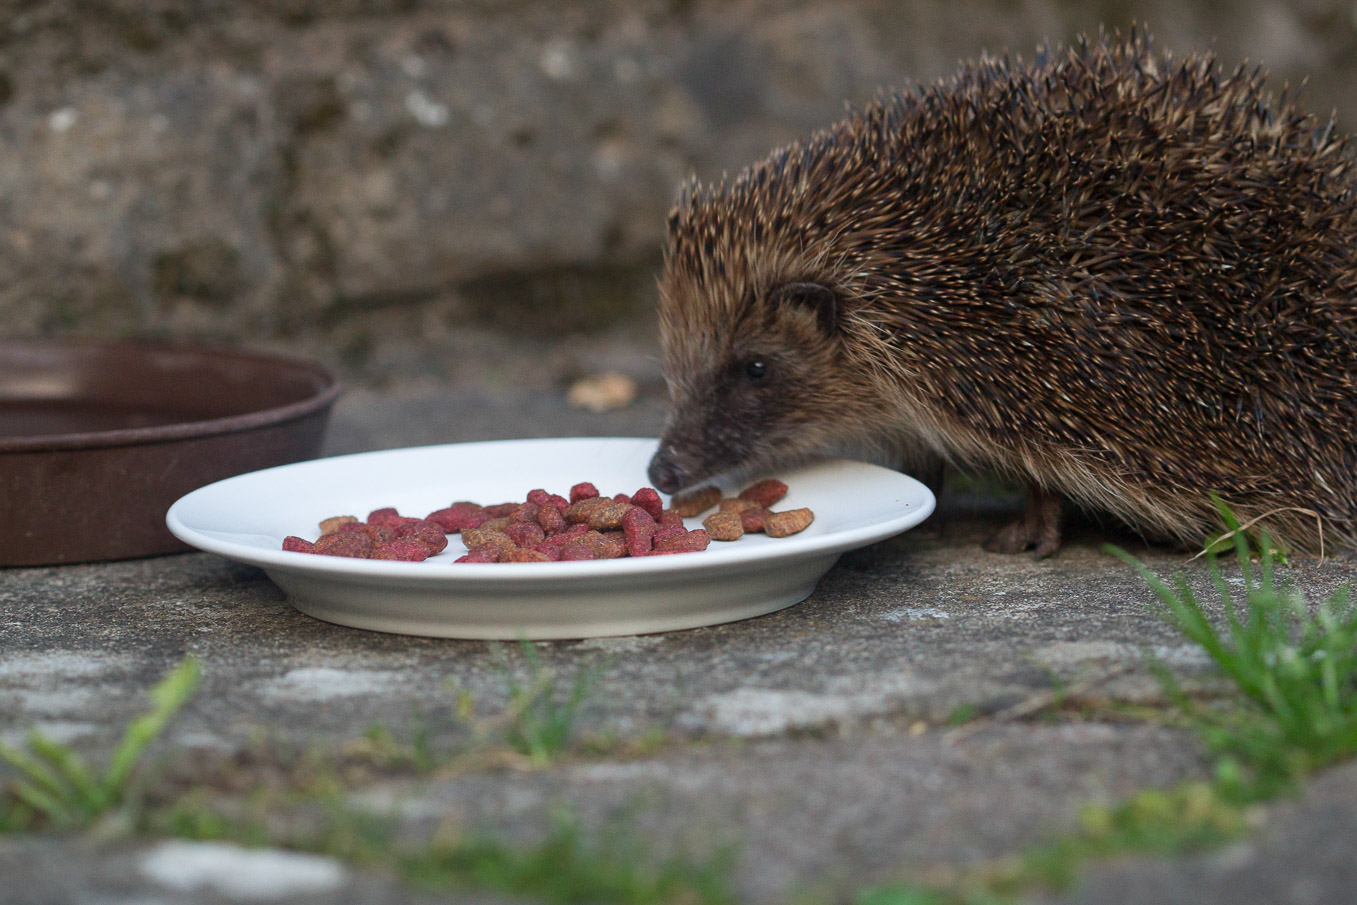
772;282;840;335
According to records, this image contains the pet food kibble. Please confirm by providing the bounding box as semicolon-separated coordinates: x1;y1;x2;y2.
651;524;687;545
318;515;357;535
631;487;664;520
512;501;540;523
287;478;806;563
372;539;431;562
502;547;550;563
536;504;568;535
673;485;721;517
584;499;633;531
394;520;448;554
564;496;609;524
652;528;711;554
313;530;374;558
702;511;744;541
739;507;772;533
764;508;814;537
367;507;418;528
478;516;516;533
622;507;657;556
559;530;619;561
569;482;600;504
461;528;515;553
427;502;489;533
738;479;789;509
505;522;546;547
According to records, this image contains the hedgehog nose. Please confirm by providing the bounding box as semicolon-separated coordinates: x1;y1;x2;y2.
648;448;683;493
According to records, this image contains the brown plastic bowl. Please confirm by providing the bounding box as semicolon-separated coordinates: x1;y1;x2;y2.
1;338;341;566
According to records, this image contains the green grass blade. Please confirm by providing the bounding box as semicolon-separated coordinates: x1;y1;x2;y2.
27;734;104;813
101;658;202;798
0;740;77;810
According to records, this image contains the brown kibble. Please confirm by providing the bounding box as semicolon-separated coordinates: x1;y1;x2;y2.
478;516;516;533
559;530;625;561
502;547;551;563
483;503;520;518
738;479;789;509
461;528;516;555
371;539;431;562
718;498;759;514
313;530;374;559
673;485;721;517
764;508;815;537
739;507;772;533
652;528;711;554
564;496;609;524
702;511;744;541
584;499;633;531
318;515;357;535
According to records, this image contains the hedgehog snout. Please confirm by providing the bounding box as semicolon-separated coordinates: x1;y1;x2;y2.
647;445;685;493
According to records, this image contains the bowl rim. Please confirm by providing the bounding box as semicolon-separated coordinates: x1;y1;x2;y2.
0;336;343;453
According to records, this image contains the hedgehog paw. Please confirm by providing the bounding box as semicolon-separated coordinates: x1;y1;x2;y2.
983;487;1063;559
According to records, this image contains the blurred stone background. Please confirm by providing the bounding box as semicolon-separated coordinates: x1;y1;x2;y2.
4;0;1357;386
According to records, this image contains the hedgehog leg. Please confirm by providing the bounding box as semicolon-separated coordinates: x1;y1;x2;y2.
983;486;1063;558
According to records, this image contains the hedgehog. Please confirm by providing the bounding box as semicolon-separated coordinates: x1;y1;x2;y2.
645;30;1357;558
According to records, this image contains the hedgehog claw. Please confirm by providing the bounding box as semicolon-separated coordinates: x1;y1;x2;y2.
983;487;1063;559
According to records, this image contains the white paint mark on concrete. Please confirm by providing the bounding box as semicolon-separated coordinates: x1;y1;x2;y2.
13;688;100;717
686;671;936;737
539;38;578;80
404;89;449;127
49;107;77;132
575;635;665;653
258;667;403;702
139;841;346;900
881;606;951;622
0;720;96;746
0;650;130;681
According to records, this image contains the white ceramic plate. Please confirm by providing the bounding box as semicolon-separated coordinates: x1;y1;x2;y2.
166;437;935;639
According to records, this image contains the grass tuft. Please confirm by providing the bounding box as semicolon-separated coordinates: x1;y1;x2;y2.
1107;499;1357;799
0;658;201;831
495;641;606;767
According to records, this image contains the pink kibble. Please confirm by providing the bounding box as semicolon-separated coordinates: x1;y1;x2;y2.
569;482;600;504
367;507;417;528
282;536;314;554
505;522;546;547
631;487;663;520
622;507;657;557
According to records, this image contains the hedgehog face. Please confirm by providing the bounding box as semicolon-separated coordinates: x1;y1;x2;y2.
648;274;876;493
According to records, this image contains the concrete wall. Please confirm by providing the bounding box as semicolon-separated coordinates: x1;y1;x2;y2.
3;1;1356;372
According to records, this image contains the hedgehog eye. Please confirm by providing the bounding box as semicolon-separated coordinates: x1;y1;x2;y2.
744;359;769;382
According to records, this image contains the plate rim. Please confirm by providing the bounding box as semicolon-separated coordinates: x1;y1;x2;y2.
166;436;936;583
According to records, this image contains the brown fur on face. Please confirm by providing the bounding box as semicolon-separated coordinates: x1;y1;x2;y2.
649;29;1357;554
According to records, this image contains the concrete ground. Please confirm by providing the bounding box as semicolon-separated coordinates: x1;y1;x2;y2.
3;370;1356;904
